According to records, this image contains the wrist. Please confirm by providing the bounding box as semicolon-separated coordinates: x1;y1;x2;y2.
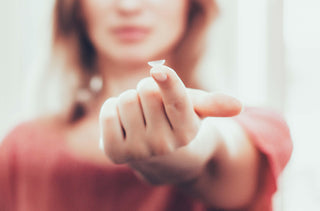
128;147;205;185
128;118;223;185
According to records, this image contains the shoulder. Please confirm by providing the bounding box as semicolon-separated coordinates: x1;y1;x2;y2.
0;115;69;207
0;114;71;177
1;114;68;151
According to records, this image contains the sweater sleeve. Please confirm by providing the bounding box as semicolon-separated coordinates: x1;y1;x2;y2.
0;122;51;211
0;124;26;211
234;107;293;210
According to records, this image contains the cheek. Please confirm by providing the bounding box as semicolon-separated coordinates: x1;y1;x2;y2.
152;2;189;51
81;0;101;22
80;1;112;51
81;0;111;33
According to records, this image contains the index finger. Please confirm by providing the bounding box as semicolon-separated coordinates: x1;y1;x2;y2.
150;65;199;133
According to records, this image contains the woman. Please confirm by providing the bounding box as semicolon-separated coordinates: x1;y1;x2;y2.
0;0;292;210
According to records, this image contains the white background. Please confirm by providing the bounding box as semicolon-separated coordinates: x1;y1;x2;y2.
1;0;320;210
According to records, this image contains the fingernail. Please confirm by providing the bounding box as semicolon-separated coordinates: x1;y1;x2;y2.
151;68;167;82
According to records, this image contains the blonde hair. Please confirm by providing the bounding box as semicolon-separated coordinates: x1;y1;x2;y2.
45;0;218;122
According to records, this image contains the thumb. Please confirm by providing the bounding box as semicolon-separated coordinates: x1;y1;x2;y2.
187;89;243;118
148;60;242;118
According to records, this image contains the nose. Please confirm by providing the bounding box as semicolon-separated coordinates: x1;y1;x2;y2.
116;0;143;16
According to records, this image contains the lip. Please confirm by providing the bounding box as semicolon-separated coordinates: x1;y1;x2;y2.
111;26;150;43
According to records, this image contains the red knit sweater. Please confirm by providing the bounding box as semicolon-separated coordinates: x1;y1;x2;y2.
0;108;292;211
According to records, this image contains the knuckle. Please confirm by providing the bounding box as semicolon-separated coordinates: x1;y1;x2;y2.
166;98;186;112
118;89;138;107
100;97;117;119
153;140;173;155
137;77;154;90
143;89;161;101
137;78;159;97
101;111;118;125
177;135;190;147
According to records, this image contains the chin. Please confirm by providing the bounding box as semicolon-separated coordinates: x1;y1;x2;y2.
112;51;159;65
103;44;169;66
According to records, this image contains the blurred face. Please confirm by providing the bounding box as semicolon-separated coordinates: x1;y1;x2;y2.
81;0;189;66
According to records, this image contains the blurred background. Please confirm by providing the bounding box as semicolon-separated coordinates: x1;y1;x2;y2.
0;0;319;210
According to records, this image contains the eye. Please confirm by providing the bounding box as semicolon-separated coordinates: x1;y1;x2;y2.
148;59;165;67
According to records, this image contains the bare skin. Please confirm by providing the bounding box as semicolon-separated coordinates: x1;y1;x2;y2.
59;1;260;209
62;65;259;209
97;65;259;209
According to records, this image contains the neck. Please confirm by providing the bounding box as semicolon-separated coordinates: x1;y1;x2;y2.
99;59;151;98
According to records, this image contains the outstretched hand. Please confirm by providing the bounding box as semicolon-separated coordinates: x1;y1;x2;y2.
99;64;242;164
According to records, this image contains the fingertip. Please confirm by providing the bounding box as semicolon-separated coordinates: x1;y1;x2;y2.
150;67;168;82
150;65;181;87
227;95;243;115
238;100;244;114
218;94;243;116
196;93;243;117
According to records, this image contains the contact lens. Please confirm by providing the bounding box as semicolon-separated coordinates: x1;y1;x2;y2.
148;60;165;67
